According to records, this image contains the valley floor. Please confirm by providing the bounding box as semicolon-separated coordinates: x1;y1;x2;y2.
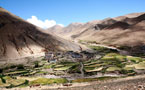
1;42;145;90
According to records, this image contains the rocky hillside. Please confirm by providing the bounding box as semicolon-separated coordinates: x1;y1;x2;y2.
0;7;81;66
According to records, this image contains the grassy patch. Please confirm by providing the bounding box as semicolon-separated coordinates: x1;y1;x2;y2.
72;76;117;83
84;67;103;72
54;66;72;71
43;63;56;69
0;76;28;88
29;78;68;85
4;70;29;76
88;46;118;53
106;67;122;72
134;62;145;70
126;56;143;63
53;61;79;71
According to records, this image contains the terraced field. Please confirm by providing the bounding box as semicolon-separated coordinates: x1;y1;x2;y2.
0;45;145;89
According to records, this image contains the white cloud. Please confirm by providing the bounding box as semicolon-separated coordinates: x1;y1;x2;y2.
27;16;64;29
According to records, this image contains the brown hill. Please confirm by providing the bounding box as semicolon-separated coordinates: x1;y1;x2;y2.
49;12;145;42
47;25;63;35
47;21;102;40
47;23;85;40
114;12;145;21
47;18;118;40
0;7;80;66
74;13;145;56
75;13;145;44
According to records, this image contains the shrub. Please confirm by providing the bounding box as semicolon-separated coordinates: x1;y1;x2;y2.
34;61;39;68
17;64;24;70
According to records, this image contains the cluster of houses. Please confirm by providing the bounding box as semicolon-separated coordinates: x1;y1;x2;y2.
44;50;99;63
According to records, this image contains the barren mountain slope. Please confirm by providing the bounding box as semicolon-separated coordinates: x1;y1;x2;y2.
48;12;145;42
0;7;80;65
73;13;145;56
75;13;145;46
47;23;85;40
47;21;102;40
47;25;63;35
113;12;145;21
48;18;118;40
71;18;117;39
47;12;145;55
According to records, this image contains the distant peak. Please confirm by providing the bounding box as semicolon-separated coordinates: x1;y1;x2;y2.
55;24;63;27
68;22;84;26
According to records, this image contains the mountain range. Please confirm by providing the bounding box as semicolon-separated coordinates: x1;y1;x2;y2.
47;12;145;55
1;7;145;66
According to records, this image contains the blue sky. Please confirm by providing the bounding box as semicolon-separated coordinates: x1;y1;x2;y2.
1;0;145;28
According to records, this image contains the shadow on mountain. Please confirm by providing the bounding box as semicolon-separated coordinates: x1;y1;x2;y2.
0;7;80;64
